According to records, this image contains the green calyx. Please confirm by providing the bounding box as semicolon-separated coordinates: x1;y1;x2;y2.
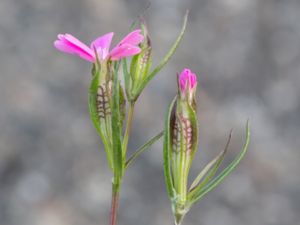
88;61;125;171
123;11;189;103
89;59;164;180
164;96;198;210
130;22;152;92
89;62;114;169
163;80;250;223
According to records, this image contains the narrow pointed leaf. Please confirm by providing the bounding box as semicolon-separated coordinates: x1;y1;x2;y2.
133;11;189;97
163;97;177;199
188;121;250;206
125;131;163;169
189;130;232;192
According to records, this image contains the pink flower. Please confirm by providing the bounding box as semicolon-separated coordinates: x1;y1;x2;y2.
179;68;197;93
54;30;144;63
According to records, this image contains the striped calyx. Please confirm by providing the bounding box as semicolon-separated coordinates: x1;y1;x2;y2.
88;62;125;170
96;81;112;119
128;22;152;101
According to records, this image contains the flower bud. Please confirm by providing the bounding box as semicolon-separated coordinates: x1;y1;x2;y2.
165;67;250;225
178;68;197;107
127;22;152;101
133;22;152;80
164;68;198;224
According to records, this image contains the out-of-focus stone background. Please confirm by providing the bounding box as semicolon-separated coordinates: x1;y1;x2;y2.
1;0;300;224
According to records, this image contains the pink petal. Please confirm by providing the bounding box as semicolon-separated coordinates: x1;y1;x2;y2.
64;34;94;55
54;34;95;62
90;32;114;60
117;29;144;46
109;43;141;61
54;40;76;54
190;73;197;88
179;68;197;92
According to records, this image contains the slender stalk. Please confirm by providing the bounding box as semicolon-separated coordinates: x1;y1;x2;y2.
122;102;135;155
110;178;121;225
174;211;185;225
109;101;135;225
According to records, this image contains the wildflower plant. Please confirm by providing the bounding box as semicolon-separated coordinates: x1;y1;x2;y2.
54;12;188;225
54;10;250;225
163;69;250;225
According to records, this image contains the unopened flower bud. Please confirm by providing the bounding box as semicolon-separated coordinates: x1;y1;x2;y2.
178;68;197;106
128;22;152;101
164;68;198;224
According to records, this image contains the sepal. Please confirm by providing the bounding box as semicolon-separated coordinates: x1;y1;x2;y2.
88;64;113;169
163;97;177;199
111;64;124;180
88;62;126;171
163;95;199;204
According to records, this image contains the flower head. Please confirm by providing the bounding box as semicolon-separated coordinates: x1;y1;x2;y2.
54;30;144;63
179;68;197;93
178;68;197;105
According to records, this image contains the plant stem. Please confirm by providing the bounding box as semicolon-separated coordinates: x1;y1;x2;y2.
110;100;134;225
174;212;184;225
122;102;135;155
110;179;121;225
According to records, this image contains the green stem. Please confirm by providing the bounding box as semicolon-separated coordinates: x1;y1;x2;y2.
174;210;185;225
122;102;135;155
110;177;121;225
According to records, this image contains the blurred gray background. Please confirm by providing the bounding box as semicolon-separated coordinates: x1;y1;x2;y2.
1;0;300;225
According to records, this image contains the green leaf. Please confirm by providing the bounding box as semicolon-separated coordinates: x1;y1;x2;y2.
163;97;177;200
133;11;189;97
125;131;164;169
189;130;232;193
111;67;123;181
188;121;250;206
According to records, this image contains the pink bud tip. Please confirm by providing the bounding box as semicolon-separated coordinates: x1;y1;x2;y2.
179;68;197;93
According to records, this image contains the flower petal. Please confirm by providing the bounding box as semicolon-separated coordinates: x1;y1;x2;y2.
90;32;114;60
117;29;144;46
109;43;141;61
179;68;197;92
54;34;95;62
